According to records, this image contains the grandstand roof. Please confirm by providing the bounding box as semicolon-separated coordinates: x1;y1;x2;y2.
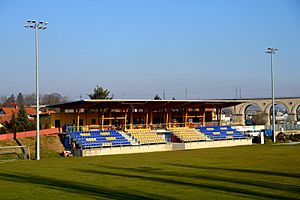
48;99;246;110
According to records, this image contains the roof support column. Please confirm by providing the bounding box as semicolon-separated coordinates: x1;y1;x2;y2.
150;110;153;127
165;110;169;129
169;110;172;128
146;110;149;129
216;108;222;126
85;112;88;131
184;109;188;127
109;109;112;127
76;109;80;132
124;112;127;131
101;111;104;130
130;109;133;129
203;110;206;126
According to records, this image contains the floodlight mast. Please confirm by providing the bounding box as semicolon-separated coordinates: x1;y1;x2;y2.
25;20;48;160
265;47;278;143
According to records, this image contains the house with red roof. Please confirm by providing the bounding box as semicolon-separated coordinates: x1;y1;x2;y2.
0;106;36;127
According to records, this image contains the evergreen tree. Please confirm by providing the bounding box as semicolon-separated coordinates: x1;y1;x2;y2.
88;85;112;99
154;94;162;100
8;94;16;103
10;113;17;134
16;104;30;132
0;127;6;134
2;94;16;107
17;93;25;106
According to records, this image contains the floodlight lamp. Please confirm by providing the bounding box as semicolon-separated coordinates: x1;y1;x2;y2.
32;20;36;23
44;22;48;25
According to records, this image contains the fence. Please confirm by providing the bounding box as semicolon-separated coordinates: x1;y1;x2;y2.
0;128;60;141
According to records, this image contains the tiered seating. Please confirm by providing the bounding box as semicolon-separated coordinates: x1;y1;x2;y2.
69;130;131;148
127;129;166;144
197;126;247;140
168;127;206;142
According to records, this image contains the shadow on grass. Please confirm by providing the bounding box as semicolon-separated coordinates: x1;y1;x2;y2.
96;165;300;193
166;163;300;179
73;165;300;200
0;172;173;200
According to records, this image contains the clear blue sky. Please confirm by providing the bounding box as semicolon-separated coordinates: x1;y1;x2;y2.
0;0;299;100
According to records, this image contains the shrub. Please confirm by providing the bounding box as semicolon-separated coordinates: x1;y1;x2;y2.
276;132;288;142
288;134;300;142
264;135;273;143
0;127;6;134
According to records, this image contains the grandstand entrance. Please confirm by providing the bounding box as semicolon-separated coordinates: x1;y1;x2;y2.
55;120;61;128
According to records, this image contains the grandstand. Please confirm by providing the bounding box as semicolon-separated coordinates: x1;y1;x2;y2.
69;130;131;149
64;126;250;156
197;126;247;140
126;129;166;144
48;99;251;156
168;127;206;142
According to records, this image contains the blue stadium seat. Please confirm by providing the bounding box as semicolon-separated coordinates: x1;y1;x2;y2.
69;130;132;149
197;126;247;140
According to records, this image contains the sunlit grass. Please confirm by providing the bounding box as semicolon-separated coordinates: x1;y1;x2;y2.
0;144;299;199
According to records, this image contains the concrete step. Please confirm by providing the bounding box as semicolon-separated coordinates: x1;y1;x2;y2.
118;131;139;145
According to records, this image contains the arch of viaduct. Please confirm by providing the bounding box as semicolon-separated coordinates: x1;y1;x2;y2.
231;97;300;125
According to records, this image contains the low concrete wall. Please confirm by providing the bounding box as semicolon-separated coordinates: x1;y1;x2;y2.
79;143;172;157
77;139;252;157
0;128;60;141
179;138;252;150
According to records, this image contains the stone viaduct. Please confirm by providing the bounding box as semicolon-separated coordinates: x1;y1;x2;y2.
230;97;300;125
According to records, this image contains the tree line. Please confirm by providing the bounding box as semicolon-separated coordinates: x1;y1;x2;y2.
0;92;67;134
0;87;175;107
0;92;68;107
0;86;170;134
87;85;171;100
1;104;36;134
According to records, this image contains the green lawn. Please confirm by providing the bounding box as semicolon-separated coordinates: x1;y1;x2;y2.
0;144;299;199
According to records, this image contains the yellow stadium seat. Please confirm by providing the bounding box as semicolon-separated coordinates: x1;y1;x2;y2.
102;142;112;146
86;138;96;141
106;137;116;141
80;133;91;137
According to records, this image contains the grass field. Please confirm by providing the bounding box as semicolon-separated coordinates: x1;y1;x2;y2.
0;143;299;199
